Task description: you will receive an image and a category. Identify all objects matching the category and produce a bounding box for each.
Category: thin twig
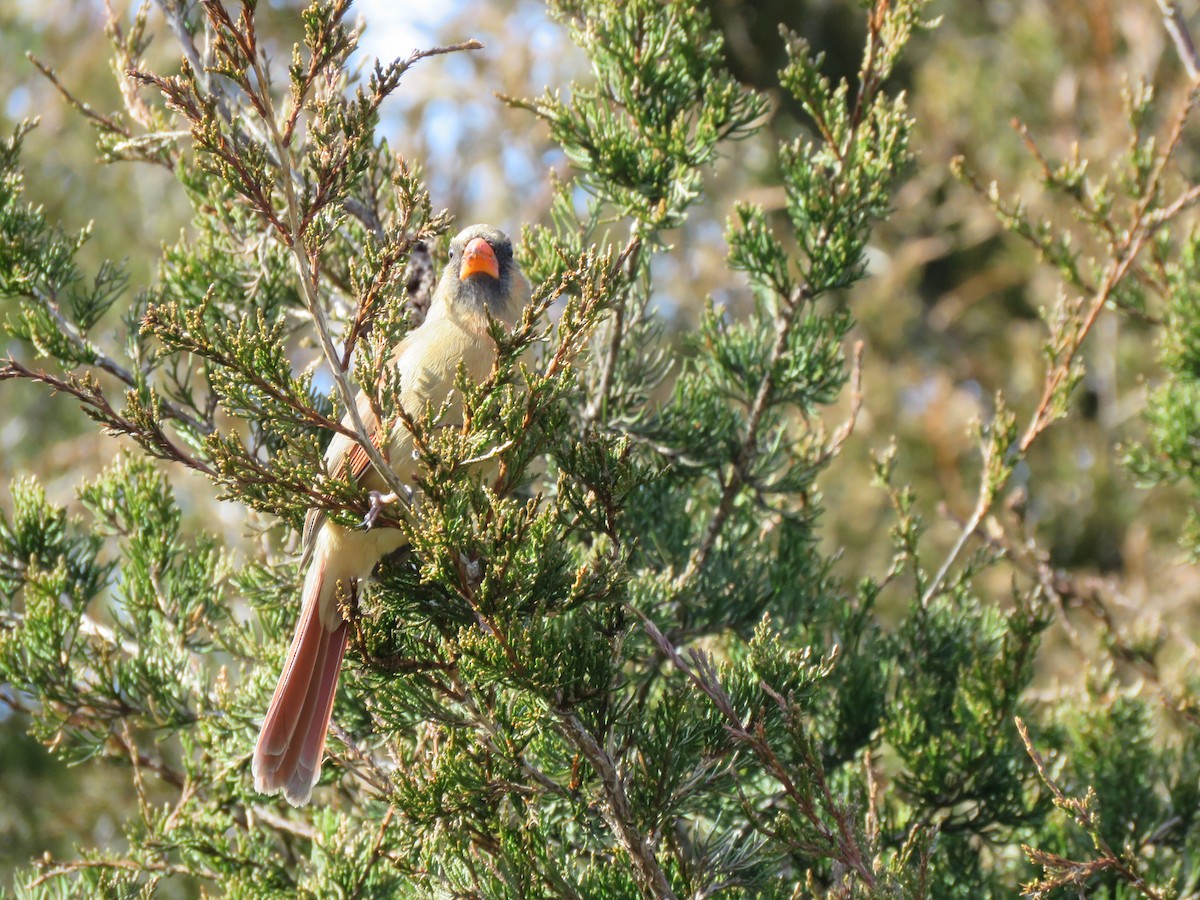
[25,286,212,436]
[245,44,418,519]
[1016,717,1166,900]
[583,228,646,428]
[26,52,135,140]
[245,37,482,520]
[553,705,678,900]
[924,89,1200,603]
[453,680,573,800]
[348,807,395,899]
[815,339,865,465]
[329,720,396,796]
[638,611,877,889]
[154,0,206,90]
[676,283,810,587]
[0,358,216,476]
[250,805,319,842]
[1158,0,1200,81]
[29,857,201,889]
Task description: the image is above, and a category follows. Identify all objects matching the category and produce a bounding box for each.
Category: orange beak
[459,237,500,281]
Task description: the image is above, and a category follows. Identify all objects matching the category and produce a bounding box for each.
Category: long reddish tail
[253,550,349,806]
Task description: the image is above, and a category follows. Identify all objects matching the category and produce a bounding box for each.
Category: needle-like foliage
[5,1,1200,897]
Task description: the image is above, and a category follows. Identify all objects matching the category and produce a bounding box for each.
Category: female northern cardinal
[252,224,530,806]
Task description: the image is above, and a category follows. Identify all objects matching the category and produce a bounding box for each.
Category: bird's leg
[364,491,402,529]
[363,491,396,529]
[360,482,417,532]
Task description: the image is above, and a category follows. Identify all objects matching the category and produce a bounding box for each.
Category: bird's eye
[448,247,457,259]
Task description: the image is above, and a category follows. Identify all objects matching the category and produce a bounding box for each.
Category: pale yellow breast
[369,314,496,490]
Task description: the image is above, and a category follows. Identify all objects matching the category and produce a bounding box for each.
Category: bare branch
[1158,1,1200,81]
[553,705,678,900]
[676,282,811,587]
[0,358,215,476]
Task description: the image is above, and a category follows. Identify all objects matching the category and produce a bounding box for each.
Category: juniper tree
[4,0,1200,897]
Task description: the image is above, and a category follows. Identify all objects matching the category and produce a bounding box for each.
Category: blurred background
[3,0,1197,885]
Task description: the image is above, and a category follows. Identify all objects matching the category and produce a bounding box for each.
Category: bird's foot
[363,491,397,530]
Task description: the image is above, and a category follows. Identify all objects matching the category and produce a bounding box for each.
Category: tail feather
[272,621,348,803]
[253,550,351,806]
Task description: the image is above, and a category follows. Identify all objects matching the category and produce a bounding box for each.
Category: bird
[252,224,530,806]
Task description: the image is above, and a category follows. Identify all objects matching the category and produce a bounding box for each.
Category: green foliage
[0,456,227,757]
[519,0,766,229]
[4,0,1200,897]
[1129,231,1200,558]
[0,122,127,367]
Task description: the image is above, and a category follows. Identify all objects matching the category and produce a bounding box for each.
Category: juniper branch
[676,282,811,587]
[1157,0,1200,81]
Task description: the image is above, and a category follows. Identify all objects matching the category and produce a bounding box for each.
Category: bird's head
[435,224,530,327]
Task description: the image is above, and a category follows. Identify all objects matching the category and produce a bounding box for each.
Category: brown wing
[327,389,384,484]
[300,388,387,568]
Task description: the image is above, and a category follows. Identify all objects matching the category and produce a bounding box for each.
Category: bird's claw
[363,491,397,530]
[362,485,417,529]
